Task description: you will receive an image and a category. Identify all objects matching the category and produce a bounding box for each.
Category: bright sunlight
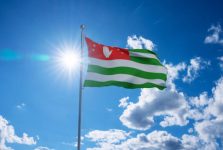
[53,42,81,82]
[57,50,80,72]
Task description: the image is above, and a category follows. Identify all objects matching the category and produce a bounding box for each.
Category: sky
[0,0,223,150]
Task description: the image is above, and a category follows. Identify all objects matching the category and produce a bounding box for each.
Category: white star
[93,44,96,47]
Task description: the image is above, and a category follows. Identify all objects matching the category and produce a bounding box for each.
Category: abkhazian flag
[84,37,167,90]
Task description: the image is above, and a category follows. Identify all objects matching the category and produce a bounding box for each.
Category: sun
[53,43,81,81]
[58,50,80,72]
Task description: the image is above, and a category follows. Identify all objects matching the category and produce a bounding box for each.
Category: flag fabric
[84,37,167,90]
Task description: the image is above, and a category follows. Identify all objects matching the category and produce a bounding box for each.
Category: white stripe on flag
[85,72,166,85]
[130,52,158,59]
[88,58,167,74]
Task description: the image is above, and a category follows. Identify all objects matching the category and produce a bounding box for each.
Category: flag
[84,37,167,90]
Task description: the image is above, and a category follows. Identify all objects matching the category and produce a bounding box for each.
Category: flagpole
[77,24,84,150]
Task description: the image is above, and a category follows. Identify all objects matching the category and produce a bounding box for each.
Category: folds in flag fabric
[84,37,167,90]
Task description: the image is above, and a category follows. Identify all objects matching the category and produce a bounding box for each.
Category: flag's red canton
[85,37,130,60]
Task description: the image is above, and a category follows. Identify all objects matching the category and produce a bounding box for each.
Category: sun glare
[58,50,80,71]
[53,43,81,81]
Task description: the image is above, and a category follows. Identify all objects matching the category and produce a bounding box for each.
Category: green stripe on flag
[87,65,167,81]
[130,56,162,66]
[129,49,157,55]
[84,80,166,90]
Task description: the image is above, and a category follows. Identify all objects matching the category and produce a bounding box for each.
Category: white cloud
[34,146,55,150]
[183,57,210,83]
[188,108,205,121]
[164,62,186,90]
[205,77,223,119]
[16,103,26,110]
[181,134,201,150]
[127,35,155,50]
[86,130,181,150]
[189,92,209,108]
[194,119,222,150]
[0,115,36,150]
[164,62,186,81]
[217,56,223,70]
[118,97,129,108]
[187,76,223,149]
[86,130,208,150]
[120,88,189,130]
[187,92,210,122]
[85,129,131,145]
[217,56,223,61]
[204,24,223,45]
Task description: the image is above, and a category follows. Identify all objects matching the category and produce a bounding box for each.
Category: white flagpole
[77,24,85,150]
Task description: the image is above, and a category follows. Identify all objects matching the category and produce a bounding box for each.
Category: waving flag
[84,37,167,90]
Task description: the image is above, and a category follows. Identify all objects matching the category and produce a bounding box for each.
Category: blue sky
[1,0,223,150]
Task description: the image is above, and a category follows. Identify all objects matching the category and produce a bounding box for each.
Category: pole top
[80,24,85,30]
